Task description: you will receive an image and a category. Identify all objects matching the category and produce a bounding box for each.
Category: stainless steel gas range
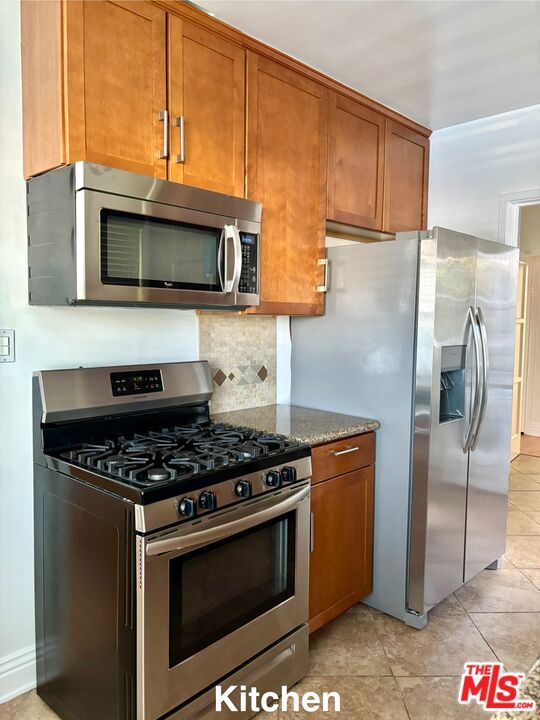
[32,361,311,720]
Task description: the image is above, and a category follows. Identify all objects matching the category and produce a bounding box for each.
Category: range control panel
[238,233,258,295]
[110,369,163,397]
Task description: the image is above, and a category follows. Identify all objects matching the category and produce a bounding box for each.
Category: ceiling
[200,0,540,130]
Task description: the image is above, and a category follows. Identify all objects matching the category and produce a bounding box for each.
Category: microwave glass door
[168,512,296,668]
[100,209,221,291]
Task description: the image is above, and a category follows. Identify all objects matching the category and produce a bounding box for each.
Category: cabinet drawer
[311,432,375,484]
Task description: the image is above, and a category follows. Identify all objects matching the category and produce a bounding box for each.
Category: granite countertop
[211,404,380,446]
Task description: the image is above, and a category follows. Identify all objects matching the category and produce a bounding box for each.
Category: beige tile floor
[2,457,540,720]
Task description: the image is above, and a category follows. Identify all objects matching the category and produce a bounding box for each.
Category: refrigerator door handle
[471,306,489,451]
[464,306,483,453]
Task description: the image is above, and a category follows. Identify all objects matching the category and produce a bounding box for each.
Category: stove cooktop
[57,422,307,494]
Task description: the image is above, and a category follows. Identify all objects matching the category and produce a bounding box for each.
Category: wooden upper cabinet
[168,18,245,196]
[246,52,328,316]
[383,120,429,233]
[22,0,167,179]
[327,93,385,230]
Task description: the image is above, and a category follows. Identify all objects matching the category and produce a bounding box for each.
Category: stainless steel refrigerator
[291,228,519,627]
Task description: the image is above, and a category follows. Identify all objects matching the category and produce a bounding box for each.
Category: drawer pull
[330,445,360,457]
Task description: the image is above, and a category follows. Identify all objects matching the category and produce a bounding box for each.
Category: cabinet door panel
[327,94,385,230]
[247,52,327,316]
[65,0,167,178]
[169,18,245,195]
[383,120,429,233]
[309,466,374,632]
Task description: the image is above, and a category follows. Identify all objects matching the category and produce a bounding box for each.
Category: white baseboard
[524,423,540,437]
[0,645,36,704]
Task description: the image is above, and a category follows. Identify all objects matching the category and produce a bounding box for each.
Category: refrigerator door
[291,237,419,620]
[408,228,478,614]
[464,239,519,581]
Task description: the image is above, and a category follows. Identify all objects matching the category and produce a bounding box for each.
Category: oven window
[100,209,221,291]
[169,512,296,667]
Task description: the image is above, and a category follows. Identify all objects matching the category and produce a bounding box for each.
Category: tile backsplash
[198,315,277,413]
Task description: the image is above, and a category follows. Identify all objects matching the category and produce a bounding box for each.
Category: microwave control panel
[110,369,163,397]
[238,233,258,294]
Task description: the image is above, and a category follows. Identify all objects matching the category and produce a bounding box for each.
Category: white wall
[0,2,199,702]
[428,104,540,240]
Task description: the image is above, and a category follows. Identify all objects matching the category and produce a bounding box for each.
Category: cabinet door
[65,0,167,178]
[247,52,328,316]
[168,18,245,196]
[327,93,385,230]
[309,466,374,633]
[382,120,429,233]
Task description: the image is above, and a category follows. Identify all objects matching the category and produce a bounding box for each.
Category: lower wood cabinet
[309,434,375,633]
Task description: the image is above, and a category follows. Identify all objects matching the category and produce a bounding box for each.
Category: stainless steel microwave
[27,162,261,309]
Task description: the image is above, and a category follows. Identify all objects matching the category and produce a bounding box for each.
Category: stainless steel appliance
[291,228,519,627]
[33,361,310,720]
[27,163,261,309]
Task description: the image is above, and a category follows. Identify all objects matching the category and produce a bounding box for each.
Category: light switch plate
[0,329,15,362]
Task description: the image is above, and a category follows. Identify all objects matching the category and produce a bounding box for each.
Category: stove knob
[199,490,217,512]
[265,470,282,488]
[178,497,197,518]
[235,479,252,498]
[281,466,297,484]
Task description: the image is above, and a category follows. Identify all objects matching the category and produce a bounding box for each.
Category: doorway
[511,203,540,458]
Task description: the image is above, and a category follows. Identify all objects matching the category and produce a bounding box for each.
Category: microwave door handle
[217,229,225,291]
[231,225,242,293]
[222,225,241,293]
[145,484,310,557]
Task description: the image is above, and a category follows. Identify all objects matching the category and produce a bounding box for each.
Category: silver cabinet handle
[158,110,169,159]
[464,306,482,453]
[174,116,185,163]
[146,485,310,557]
[310,512,314,552]
[331,445,359,457]
[471,306,489,450]
[317,258,329,293]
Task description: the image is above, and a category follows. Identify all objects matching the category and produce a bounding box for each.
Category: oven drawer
[166,626,309,720]
[311,432,375,485]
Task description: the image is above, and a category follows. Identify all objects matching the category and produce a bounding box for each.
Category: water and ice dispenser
[439,345,466,423]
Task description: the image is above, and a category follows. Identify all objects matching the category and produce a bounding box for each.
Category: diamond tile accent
[212,368,226,387]
[199,315,277,412]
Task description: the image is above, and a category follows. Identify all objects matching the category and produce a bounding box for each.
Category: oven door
[76,189,260,308]
[137,482,310,720]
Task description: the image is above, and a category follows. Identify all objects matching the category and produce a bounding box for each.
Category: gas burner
[146,467,171,482]
[59,420,304,489]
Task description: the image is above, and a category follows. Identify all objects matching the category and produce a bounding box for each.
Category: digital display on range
[110,369,163,397]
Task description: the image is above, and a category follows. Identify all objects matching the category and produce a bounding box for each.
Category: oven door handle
[145,485,310,557]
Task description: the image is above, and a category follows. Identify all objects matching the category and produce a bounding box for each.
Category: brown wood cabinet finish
[66,0,166,179]
[309,465,374,633]
[168,18,245,195]
[383,120,430,233]
[327,93,385,230]
[246,52,328,316]
[311,432,375,485]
